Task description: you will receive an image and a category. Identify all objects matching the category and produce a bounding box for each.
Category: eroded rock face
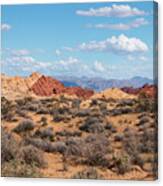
[30,75,94,98]
[64,87,94,99]
[1,72,41,100]
[121,84,157,98]
[30,75,65,96]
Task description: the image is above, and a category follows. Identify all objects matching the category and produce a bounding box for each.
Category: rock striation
[30,75,94,99]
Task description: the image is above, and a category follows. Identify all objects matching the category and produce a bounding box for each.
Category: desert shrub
[56,130,81,137]
[110,109,123,116]
[1,97,14,120]
[3,112,16,122]
[79,117,104,133]
[83,135,110,166]
[138,113,148,119]
[52,142,67,153]
[114,134,124,142]
[1,160,40,178]
[1,129,42,178]
[75,109,90,117]
[130,153,145,167]
[123,128,139,155]
[34,127,54,141]
[138,129,157,153]
[65,137,85,156]
[136,93,157,113]
[13,119,35,133]
[138,116,150,125]
[117,99,135,107]
[112,153,131,174]
[72,99,81,109]
[111,108,133,116]
[58,107,70,115]
[19,145,47,168]
[105,122,113,130]
[53,115,63,122]
[24,138,67,153]
[25,103,39,112]
[90,99,98,107]
[24,138,54,152]
[105,122,117,133]
[1,129,19,163]
[36,107,49,114]
[64,134,111,168]
[89,109,103,117]
[72,167,103,179]
[15,97,33,107]
[16,109,27,117]
[121,108,133,114]
[40,116,48,126]
[122,128,149,168]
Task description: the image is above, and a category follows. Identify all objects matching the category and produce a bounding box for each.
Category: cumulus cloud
[76,4,146,17]
[6,56,35,63]
[59,57,79,66]
[127,55,148,62]
[90,18,148,30]
[94,61,105,72]
[62,46,75,52]
[1,23,11,31]
[78,34,148,54]
[11,49,30,56]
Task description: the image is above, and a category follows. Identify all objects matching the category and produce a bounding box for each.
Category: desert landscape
[1,1,158,180]
[1,72,158,180]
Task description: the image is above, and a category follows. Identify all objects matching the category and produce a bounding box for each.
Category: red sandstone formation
[64,87,94,99]
[30,75,94,99]
[121,84,157,98]
[31,75,65,96]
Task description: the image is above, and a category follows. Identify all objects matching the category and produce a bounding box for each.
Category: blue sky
[1,1,156,79]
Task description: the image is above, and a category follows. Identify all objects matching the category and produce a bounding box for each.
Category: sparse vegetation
[1,87,157,179]
[79,117,105,133]
[72,167,103,179]
[13,119,35,133]
[19,145,47,168]
[1,129,44,177]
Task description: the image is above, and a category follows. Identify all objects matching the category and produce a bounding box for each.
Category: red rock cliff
[30,75,94,98]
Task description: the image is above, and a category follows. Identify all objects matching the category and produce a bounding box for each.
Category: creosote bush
[1,129,43,177]
[112,153,131,174]
[72,167,103,179]
[1,128,19,163]
[13,119,35,133]
[20,145,47,168]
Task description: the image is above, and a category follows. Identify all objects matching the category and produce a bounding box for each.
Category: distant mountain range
[57,76,153,92]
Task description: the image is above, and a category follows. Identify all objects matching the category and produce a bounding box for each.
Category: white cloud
[79,34,148,54]
[90,18,148,30]
[5,56,35,64]
[76,4,146,17]
[94,61,105,72]
[55,49,61,56]
[11,49,30,56]
[62,46,75,52]
[1,23,11,31]
[127,55,148,62]
[56,57,80,71]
